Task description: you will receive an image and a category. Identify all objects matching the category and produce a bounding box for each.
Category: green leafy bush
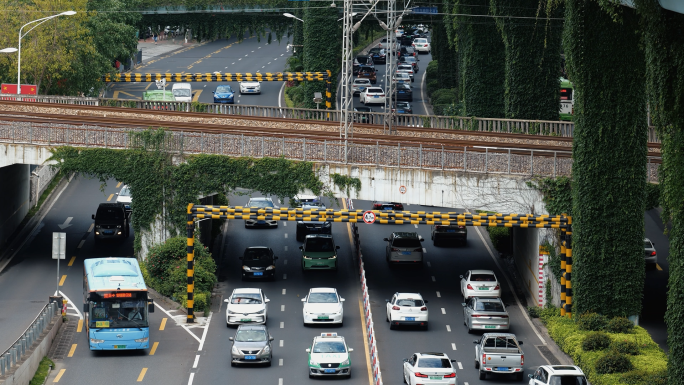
[644,183,660,211]
[175,291,211,314]
[610,340,640,355]
[582,332,611,351]
[426,60,438,80]
[487,226,510,252]
[146,237,188,279]
[594,351,633,374]
[606,317,634,334]
[578,312,609,331]
[431,88,458,106]
[619,370,667,385]
[426,80,439,98]
[527,306,541,318]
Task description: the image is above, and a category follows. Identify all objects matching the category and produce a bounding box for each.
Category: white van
[171,83,192,102]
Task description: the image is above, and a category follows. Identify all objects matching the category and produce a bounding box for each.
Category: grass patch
[284,88,295,108]
[29,356,54,385]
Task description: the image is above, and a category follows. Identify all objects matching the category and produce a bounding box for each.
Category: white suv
[386,292,429,330]
[528,365,588,385]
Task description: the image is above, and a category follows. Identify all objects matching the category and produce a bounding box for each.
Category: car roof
[396,292,423,299]
[313,335,346,343]
[474,297,503,303]
[354,78,370,83]
[310,287,337,293]
[248,197,272,201]
[392,232,420,238]
[305,234,333,239]
[416,352,447,358]
[355,107,372,111]
[543,365,584,374]
[366,87,384,92]
[233,288,261,294]
[237,324,267,331]
[644,238,652,243]
[245,246,270,251]
[470,269,496,275]
[98,202,125,209]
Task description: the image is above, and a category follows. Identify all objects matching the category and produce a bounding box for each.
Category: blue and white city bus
[83,257,154,350]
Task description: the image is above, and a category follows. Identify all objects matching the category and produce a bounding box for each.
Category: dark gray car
[229,325,274,366]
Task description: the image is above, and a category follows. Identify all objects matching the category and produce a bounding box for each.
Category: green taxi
[300,234,340,271]
[306,333,353,378]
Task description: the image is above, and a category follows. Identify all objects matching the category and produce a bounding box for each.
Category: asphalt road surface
[105,33,293,107]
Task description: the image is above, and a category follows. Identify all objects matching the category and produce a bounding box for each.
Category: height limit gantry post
[186,203,195,323]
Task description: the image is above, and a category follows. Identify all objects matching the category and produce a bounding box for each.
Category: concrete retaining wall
[511,227,540,303]
[0,164,30,248]
[0,314,61,385]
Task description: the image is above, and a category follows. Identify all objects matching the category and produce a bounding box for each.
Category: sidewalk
[134,36,200,67]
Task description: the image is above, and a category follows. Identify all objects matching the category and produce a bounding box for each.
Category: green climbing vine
[331,173,361,198]
[301,4,340,109]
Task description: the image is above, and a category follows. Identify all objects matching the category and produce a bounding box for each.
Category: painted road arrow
[58,217,73,230]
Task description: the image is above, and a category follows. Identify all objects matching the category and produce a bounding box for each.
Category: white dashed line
[252,50,255,52]
[431,276,436,282]
[77,240,85,249]
[284,259,288,265]
[441,308,446,314]
[446,325,451,332]
[193,355,200,368]
[278,379,283,385]
[427,261,431,267]
[465,382,469,385]
[281,305,285,311]
[284,233,288,239]
[283,222,287,226]
[423,248,427,253]
[283,274,287,280]
[188,373,195,385]
[239,58,242,61]
[451,343,457,350]
[436,291,441,297]
[262,66,265,68]
[232,62,235,65]
[279,358,283,366]
[280,322,284,328]
[259,47,262,49]
[284,246,288,252]
[274,58,278,60]
[281,54,284,56]
[280,340,284,347]
[282,289,286,295]
[457,362,463,370]
[414,224,418,228]
[268,62,272,64]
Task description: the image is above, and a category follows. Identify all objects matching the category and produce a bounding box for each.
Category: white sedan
[460,270,501,300]
[386,292,428,330]
[360,87,386,105]
[352,78,372,95]
[239,81,261,94]
[302,288,345,326]
[412,38,431,53]
[224,288,270,326]
[403,352,457,385]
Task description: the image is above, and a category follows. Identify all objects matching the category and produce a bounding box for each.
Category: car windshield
[119,186,131,197]
[231,293,262,304]
[216,86,232,93]
[644,241,652,248]
[173,88,191,97]
[305,238,334,252]
[397,299,423,307]
[244,249,271,260]
[415,39,427,43]
[417,358,452,368]
[367,88,383,93]
[313,341,346,353]
[357,57,369,64]
[392,238,421,248]
[308,293,338,303]
[355,80,370,84]
[397,84,411,91]
[470,274,496,282]
[235,330,267,342]
[247,199,273,208]
[97,207,122,220]
[475,302,504,312]
[397,103,410,108]
[403,57,416,63]
[550,376,588,385]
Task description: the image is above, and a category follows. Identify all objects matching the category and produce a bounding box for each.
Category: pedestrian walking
[154,33,157,44]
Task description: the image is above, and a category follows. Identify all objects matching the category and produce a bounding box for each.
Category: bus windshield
[88,292,149,328]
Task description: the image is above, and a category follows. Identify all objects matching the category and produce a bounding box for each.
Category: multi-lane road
[104,33,434,116]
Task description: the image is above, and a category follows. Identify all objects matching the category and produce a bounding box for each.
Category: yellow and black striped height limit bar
[184,203,572,322]
[560,215,573,318]
[103,70,334,109]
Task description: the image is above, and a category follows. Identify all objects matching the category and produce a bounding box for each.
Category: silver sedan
[462,297,509,333]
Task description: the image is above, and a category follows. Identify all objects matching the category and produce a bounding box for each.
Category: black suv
[240,246,278,280]
[92,202,130,242]
[368,48,387,64]
[394,83,413,101]
[353,55,375,75]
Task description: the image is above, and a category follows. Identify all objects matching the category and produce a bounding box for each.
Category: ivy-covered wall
[301,4,341,109]
[633,1,684,382]
[490,0,563,120]
[431,3,458,91]
[450,0,505,118]
[565,0,647,318]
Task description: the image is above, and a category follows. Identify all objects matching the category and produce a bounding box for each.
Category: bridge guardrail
[0,94,660,143]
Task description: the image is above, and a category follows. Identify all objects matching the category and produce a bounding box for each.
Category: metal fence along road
[0,94,661,143]
[0,120,661,182]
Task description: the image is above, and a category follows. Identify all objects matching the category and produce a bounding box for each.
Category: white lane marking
[423,248,427,253]
[465,383,469,385]
[252,50,255,52]
[225,66,228,69]
[283,222,287,226]
[427,261,431,267]
[198,311,213,351]
[152,300,200,343]
[279,379,283,385]
[278,81,286,108]
[284,259,288,265]
[280,340,284,347]
[451,343,457,350]
[284,245,289,251]
[245,54,248,57]
[474,226,547,345]
[232,62,235,65]
[193,355,200,368]
[441,308,446,314]
[262,66,265,68]
[281,54,284,56]
[281,305,285,311]
[188,373,195,385]
[284,233,288,239]
[421,63,429,115]
[282,289,286,295]
[77,240,85,249]
[268,62,272,64]
[55,290,83,320]
[431,276,436,282]
[274,58,278,60]
[280,321,284,328]
[446,325,451,332]
[436,291,441,297]
[239,58,242,61]
[283,274,287,280]
[279,358,283,366]
[457,362,463,370]
[414,224,418,228]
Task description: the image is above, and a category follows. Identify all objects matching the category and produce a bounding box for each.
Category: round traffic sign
[399,185,407,194]
[363,210,376,224]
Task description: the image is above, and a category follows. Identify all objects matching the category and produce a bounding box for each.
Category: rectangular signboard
[52,232,66,260]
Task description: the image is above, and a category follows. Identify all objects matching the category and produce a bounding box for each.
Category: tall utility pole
[340,0,355,158]
[383,0,399,135]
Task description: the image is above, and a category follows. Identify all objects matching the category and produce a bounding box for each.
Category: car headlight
[116,225,122,228]
[228,310,238,314]
[135,337,149,343]
[262,345,271,354]
[310,359,318,366]
[90,338,105,343]
[232,346,240,355]
[341,358,350,366]
[254,309,265,314]
[95,225,101,229]
[266,265,275,270]
[303,256,311,259]
[242,266,251,271]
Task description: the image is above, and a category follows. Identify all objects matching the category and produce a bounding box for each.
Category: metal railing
[0,120,660,182]
[0,94,661,143]
[0,302,58,377]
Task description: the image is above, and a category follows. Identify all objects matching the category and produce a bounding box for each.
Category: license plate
[114,345,126,349]
[374,95,379,98]
[485,325,497,329]
[405,317,415,321]
[317,316,329,319]
[248,90,255,92]
[324,369,336,373]
[398,110,404,113]
[399,91,405,93]
[103,230,114,234]
[240,318,251,322]
[446,229,456,233]
[430,376,442,380]
[479,287,489,290]
[245,355,257,360]
[253,272,263,276]
[401,251,412,255]
[497,367,509,371]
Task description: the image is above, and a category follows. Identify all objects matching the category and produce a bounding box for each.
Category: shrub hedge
[582,332,612,351]
[541,312,667,385]
[578,312,609,331]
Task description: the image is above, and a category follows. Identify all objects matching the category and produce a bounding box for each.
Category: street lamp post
[16,11,76,95]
